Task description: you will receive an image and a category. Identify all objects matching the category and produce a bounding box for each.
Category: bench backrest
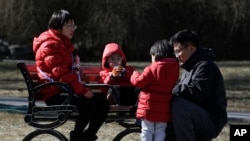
[81,66,102,83]
[17,63,39,100]
[18,62,133,107]
[18,63,105,96]
[23,64,103,84]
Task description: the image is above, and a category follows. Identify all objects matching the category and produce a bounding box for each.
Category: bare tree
[1,0,250,60]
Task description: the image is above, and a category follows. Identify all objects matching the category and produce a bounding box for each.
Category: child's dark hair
[48,9,74,30]
[150,39,175,61]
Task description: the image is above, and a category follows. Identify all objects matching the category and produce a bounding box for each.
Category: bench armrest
[33,81,74,105]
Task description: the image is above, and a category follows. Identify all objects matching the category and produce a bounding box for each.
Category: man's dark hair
[48,9,74,30]
[170,29,200,48]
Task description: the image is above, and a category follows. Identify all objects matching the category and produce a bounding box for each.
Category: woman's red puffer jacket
[33,29,88,100]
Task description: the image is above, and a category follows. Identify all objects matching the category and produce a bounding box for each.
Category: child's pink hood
[101,43,127,69]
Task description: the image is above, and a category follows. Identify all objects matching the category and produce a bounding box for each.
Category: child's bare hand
[132,70,140,76]
[111,65,126,78]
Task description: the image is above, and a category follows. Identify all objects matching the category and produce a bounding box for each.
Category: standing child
[130,39,179,141]
[99,42,138,106]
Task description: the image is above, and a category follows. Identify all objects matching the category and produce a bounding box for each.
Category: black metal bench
[17,62,140,141]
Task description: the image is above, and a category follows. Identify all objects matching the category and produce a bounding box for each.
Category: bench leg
[23,129,68,141]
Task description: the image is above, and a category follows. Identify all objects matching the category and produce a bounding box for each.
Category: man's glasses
[174,45,189,55]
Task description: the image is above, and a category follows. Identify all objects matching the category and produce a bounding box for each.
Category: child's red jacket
[130,58,179,122]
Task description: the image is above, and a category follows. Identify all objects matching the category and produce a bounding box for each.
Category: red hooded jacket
[130,58,179,122]
[99,43,135,87]
[33,29,88,100]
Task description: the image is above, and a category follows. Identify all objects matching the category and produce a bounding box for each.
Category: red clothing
[99,43,134,87]
[33,29,88,100]
[130,58,179,122]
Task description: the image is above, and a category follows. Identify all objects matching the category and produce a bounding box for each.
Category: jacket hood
[33,29,73,53]
[182,48,216,71]
[101,43,127,69]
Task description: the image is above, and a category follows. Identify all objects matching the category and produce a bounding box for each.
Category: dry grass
[0,111,137,141]
[0,60,250,141]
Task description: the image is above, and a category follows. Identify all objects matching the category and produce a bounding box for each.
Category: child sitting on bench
[99,42,138,107]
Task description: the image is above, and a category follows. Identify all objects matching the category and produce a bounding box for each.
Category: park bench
[17,62,140,141]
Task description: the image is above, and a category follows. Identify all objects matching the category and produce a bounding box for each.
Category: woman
[33,9,109,141]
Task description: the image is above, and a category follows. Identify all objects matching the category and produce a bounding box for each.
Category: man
[169,29,227,141]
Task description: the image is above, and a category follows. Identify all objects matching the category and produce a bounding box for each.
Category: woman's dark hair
[170,29,199,48]
[150,39,175,61]
[48,9,74,30]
